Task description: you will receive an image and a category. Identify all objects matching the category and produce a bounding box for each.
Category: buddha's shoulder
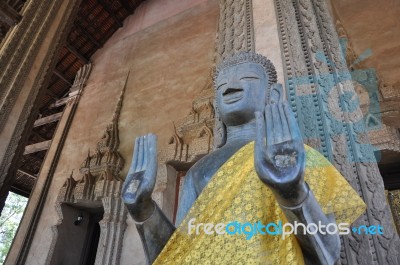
[187,146,239,178]
[188,150,225,175]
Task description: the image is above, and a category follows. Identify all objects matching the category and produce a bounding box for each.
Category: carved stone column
[96,196,127,265]
[216,0,254,64]
[274,0,399,264]
[5,64,92,265]
[0,0,82,214]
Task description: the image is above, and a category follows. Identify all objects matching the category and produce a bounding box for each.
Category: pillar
[0,0,82,214]
[274,0,399,264]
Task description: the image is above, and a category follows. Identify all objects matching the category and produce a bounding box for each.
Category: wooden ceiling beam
[17,169,37,180]
[74,21,102,48]
[0,1,21,27]
[48,97,69,109]
[54,69,73,86]
[33,112,62,127]
[66,43,89,64]
[97,0,123,27]
[24,140,51,155]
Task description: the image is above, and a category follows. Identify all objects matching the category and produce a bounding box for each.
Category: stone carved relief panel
[274,0,400,264]
[216,0,254,63]
[51,80,128,265]
[155,81,215,214]
[159,85,215,166]
[368,125,400,153]
[388,190,400,234]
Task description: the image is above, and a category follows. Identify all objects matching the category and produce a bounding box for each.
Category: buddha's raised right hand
[122,134,157,222]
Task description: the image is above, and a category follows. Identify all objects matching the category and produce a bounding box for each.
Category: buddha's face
[216,63,268,126]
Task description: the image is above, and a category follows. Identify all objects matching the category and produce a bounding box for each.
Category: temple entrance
[49,205,103,265]
[79,212,102,265]
[163,164,190,224]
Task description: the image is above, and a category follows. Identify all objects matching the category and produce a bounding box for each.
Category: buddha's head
[214,52,277,147]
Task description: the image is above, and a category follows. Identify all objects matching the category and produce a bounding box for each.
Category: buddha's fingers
[137,136,145,172]
[283,102,302,141]
[279,103,290,143]
[142,135,148,172]
[145,134,158,192]
[131,137,140,172]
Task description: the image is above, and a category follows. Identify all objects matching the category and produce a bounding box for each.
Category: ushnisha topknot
[215,51,277,86]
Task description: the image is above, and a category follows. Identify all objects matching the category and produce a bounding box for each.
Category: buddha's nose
[226,79,241,89]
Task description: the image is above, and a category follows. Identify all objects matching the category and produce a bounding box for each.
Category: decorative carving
[387,190,400,234]
[0,0,64,131]
[54,75,129,265]
[216,0,254,64]
[379,81,400,100]
[73,170,96,203]
[335,20,358,70]
[159,82,215,165]
[274,0,400,264]
[368,124,400,152]
[56,172,76,204]
[70,63,92,92]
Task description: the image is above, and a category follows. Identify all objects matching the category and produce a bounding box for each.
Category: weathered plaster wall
[24,1,219,264]
[329,0,400,85]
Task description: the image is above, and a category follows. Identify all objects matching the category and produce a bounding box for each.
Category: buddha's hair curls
[214,52,277,86]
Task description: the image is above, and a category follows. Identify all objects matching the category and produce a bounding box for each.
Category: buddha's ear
[269,83,285,104]
[265,84,271,104]
[213,101,226,149]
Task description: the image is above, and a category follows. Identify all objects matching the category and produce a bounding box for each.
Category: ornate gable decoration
[58,78,127,206]
[55,75,129,265]
[159,77,215,166]
[78,87,125,179]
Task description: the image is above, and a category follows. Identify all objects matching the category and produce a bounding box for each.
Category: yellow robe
[154,142,366,265]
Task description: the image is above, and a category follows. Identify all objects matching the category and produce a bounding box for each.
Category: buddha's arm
[131,201,175,264]
[175,171,197,226]
[130,171,197,264]
[279,184,340,265]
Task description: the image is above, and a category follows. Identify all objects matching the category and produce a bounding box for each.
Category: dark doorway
[49,205,103,265]
[79,213,102,265]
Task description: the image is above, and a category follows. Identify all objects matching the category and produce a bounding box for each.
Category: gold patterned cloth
[154,142,366,265]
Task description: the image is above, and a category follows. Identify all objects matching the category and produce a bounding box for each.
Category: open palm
[254,85,306,206]
[122,134,157,221]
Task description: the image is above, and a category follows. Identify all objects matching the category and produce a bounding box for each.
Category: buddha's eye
[240,76,259,81]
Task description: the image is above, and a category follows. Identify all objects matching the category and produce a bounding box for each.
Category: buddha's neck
[226,119,257,144]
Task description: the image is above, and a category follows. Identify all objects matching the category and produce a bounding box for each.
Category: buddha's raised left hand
[254,84,308,207]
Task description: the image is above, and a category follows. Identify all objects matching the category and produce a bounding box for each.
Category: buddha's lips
[223,88,244,103]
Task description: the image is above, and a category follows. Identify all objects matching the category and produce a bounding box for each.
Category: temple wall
[22,1,219,264]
